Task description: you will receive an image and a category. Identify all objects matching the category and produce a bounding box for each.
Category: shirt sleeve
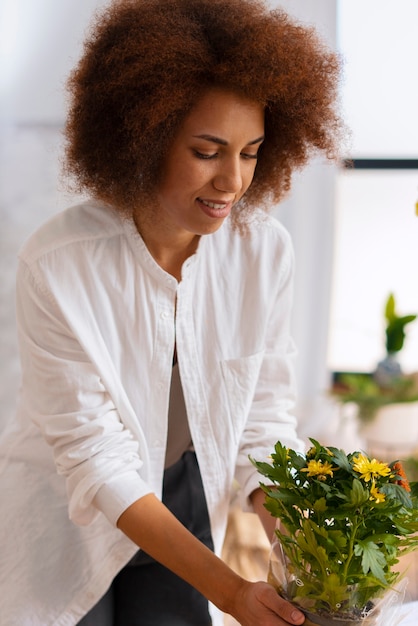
[234,229,305,511]
[15,260,152,527]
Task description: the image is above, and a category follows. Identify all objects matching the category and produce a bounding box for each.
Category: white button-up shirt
[0,200,303,625]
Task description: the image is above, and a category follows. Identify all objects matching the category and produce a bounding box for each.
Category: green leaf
[249,459,283,483]
[315,572,350,611]
[292,453,308,471]
[369,533,398,547]
[264,488,300,504]
[308,437,322,450]
[264,498,288,521]
[355,540,388,585]
[381,483,413,508]
[385,297,417,352]
[401,314,417,325]
[349,478,369,507]
[327,530,347,550]
[295,521,332,568]
[330,448,352,472]
[385,293,396,322]
[313,497,327,513]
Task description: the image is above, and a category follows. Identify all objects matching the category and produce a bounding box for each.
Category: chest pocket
[220,351,264,438]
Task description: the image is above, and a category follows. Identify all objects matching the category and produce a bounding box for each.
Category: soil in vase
[301,606,378,626]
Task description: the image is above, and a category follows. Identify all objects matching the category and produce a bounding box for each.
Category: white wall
[0,0,109,124]
[338,0,418,158]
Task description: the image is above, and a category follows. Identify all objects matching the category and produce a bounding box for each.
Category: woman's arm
[15,260,151,526]
[117,493,304,626]
[250,487,277,542]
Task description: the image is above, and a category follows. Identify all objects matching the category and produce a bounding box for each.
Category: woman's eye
[193,150,217,160]
[193,149,258,160]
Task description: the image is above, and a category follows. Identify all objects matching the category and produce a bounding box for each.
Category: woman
[0,0,343,624]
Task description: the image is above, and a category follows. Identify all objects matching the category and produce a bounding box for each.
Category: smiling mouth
[197,197,232,220]
[199,199,229,210]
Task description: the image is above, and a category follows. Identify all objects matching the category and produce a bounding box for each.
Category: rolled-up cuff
[93,471,154,526]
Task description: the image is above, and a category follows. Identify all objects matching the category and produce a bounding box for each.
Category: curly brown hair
[64,0,343,224]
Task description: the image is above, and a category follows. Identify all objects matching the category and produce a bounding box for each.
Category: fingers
[256,583,305,624]
[230,580,305,626]
[275,595,305,624]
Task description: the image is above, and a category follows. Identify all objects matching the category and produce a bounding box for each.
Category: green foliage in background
[333,373,418,423]
[384,293,416,355]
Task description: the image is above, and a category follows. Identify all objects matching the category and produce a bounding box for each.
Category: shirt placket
[148,278,177,467]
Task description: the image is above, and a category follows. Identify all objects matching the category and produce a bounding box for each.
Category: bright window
[336,0,418,158]
[327,0,418,375]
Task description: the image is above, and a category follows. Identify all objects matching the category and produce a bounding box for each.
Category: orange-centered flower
[302,459,334,478]
[352,454,391,482]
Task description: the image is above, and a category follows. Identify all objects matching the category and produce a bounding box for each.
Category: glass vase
[267,538,407,626]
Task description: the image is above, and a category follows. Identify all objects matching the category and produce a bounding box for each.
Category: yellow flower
[306,447,317,459]
[306,446,333,459]
[302,459,334,478]
[352,454,391,482]
[370,481,386,503]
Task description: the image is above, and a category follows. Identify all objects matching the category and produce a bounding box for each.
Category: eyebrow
[192,134,265,146]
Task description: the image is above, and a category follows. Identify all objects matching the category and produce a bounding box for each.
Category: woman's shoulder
[216,212,293,257]
[249,211,292,245]
[19,199,124,264]
[203,212,294,287]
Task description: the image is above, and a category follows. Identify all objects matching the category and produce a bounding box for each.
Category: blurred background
[1,0,418,616]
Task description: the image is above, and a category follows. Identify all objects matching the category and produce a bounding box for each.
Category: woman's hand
[227,579,305,626]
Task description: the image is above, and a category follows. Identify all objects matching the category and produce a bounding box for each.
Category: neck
[133,213,200,281]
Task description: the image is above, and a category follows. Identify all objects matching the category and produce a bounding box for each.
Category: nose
[213,157,243,194]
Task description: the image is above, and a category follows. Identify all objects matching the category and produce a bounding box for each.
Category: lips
[200,199,228,210]
[197,197,232,219]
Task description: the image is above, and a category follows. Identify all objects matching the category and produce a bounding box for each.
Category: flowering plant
[251,439,418,624]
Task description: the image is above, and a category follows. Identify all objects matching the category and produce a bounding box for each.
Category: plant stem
[342,514,362,582]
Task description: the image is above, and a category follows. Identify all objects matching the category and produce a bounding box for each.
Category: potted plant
[331,295,418,457]
[251,438,418,626]
[374,293,416,387]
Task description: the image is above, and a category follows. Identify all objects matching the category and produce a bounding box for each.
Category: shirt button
[160,311,169,320]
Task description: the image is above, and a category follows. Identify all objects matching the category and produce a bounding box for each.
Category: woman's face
[155,88,265,240]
